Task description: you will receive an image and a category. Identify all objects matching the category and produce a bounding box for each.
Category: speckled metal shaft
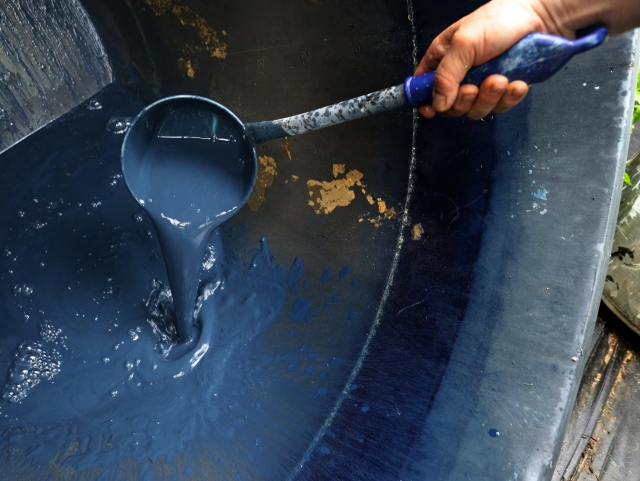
[246,84,406,144]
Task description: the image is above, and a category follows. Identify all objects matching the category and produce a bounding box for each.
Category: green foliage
[625,171,633,186]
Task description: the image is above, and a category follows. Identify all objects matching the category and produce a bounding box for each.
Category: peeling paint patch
[377,198,387,214]
[307,174,359,214]
[247,155,276,211]
[291,175,299,182]
[411,223,424,240]
[533,189,548,201]
[332,164,345,178]
[366,194,375,205]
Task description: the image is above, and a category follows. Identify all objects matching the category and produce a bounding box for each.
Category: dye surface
[123,103,254,347]
[0,85,384,480]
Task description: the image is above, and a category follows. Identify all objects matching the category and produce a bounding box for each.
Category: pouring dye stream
[0,28,606,478]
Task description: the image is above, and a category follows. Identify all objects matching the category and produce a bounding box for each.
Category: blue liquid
[130,106,254,346]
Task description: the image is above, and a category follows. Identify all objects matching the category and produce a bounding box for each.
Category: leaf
[625,172,633,186]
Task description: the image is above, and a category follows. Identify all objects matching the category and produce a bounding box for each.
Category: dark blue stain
[319,371,327,379]
[302,453,311,462]
[306,308,316,321]
[286,256,304,293]
[329,357,342,366]
[287,362,298,372]
[302,280,309,288]
[307,352,318,361]
[320,269,331,282]
[317,387,328,396]
[319,445,331,454]
[488,428,500,438]
[290,297,311,322]
[184,466,193,476]
[338,266,350,279]
[305,366,315,374]
[348,311,358,320]
[361,405,370,413]
[351,279,357,286]
[332,295,339,303]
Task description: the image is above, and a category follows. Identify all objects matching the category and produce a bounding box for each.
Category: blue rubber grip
[403,26,608,107]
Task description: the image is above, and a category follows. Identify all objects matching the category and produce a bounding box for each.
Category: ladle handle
[405,26,607,107]
[246,26,607,145]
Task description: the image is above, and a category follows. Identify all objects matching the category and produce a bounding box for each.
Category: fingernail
[461,94,476,105]
[432,93,446,111]
[490,85,506,95]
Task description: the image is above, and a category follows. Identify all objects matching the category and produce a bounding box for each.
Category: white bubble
[88,99,102,110]
[129,329,139,341]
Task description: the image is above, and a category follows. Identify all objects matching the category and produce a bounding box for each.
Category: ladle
[121,27,607,347]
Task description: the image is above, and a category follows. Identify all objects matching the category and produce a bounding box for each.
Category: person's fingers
[417,104,436,119]
[492,80,529,114]
[465,75,509,120]
[414,21,461,76]
[430,28,479,112]
[439,84,479,118]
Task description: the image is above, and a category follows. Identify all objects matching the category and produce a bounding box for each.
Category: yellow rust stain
[282,140,293,160]
[247,155,276,211]
[412,223,424,240]
[141,0,172,15]
[604,332,619,365]
[177,58,196,78]
[307,178,356,214]
[306,166,396,226]
[368,208,397,227]
[142,0,228,59]
[172,6,227,58]
[345,169,363,188]
[610,350,634,397]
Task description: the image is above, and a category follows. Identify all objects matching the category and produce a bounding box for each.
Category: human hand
[415,0,566,120]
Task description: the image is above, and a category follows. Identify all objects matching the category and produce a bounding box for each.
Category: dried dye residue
[247,155,276,211]
[307,169,363,215]
[412,223,424,240]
